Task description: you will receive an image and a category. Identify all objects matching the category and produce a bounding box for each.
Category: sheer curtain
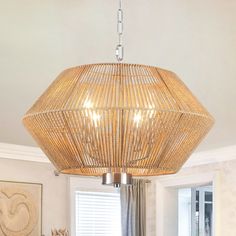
[120,179,146,236]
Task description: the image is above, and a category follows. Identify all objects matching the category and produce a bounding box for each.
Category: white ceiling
[0,0,236,151]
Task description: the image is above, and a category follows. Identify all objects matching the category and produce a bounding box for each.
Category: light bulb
[83,99,93,108]
[148,105,155,118]
[83,99,93,117]
[134,113,142,127]
[92,112,101,127]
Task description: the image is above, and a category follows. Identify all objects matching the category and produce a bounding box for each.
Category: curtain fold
[120,179,146,236]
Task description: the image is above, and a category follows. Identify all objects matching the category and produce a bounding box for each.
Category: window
[75,191,122,236]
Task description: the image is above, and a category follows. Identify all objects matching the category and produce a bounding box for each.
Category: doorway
[178,185,213,236]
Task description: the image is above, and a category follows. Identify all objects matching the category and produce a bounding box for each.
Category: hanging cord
[116,0,124,62]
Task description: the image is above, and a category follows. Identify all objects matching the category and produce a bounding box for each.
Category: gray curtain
[120,179,146,236]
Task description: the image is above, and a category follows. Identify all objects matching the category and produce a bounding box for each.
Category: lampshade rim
[58,62,174,73]
[59,167,178,177]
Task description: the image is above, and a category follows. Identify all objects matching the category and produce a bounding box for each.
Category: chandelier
[23,0,214,187]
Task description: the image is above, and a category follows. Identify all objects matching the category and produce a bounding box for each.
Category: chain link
[116,0,124,62]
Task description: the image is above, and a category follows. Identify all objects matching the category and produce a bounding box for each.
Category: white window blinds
[75,191,122,236]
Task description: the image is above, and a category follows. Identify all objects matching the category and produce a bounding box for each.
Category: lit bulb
[149,108,155,118]
[92,112,101,127]
[147,104,155,118]
[83,100,93,108]
[92,112,100,121]
[134,113,142,127]
[83,99,93,117]
[83,99,101,126]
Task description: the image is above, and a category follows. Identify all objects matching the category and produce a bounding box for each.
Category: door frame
[155,170,221,236]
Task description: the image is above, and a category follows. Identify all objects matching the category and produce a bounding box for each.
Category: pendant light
[23,0,214,187]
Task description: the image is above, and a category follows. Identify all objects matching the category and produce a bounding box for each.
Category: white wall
[164,188,179,236]
[146,182,156,236]
[155,183,178,236]
[0,158,69,236]
[178,189,191,236]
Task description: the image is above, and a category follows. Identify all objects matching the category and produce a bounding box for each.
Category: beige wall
[0,158,69,236]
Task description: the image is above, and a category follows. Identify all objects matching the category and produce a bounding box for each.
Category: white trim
[0,142,49,163]
[0,142,236,168]
[183,145,236,168]
[155,171,216,188]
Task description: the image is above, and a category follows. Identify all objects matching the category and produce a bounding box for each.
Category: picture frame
[0,180,42,236]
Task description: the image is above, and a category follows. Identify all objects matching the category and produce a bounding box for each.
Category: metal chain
[116,0,124,62]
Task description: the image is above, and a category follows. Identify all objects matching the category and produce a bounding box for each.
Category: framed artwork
[0,180,42,236]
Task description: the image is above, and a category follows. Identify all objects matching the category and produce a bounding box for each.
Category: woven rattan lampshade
[23,63,214,176]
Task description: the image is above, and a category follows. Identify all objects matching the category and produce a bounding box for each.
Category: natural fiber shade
[23,63,214,176]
